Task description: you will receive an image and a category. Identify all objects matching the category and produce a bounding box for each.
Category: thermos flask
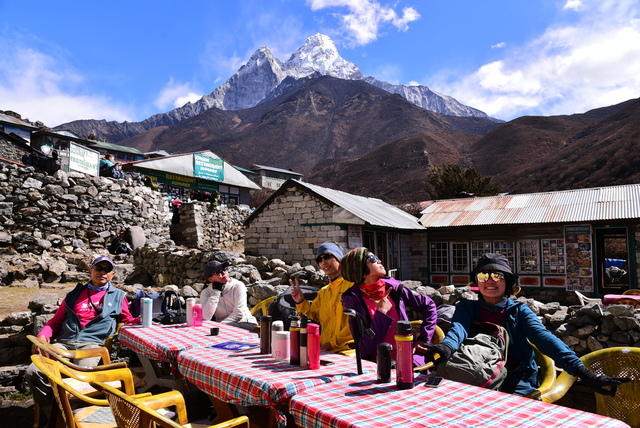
[271,320,284,355]
[273,330,290,362]
[377,342,392,383]
[306,323,321,370]
[289,315,300,365]
[395,320,414,389]
[260,315,272,354]
[185,298,196,326]
[191,303,203,327]
[142,297,153,327]
[299,314,308,367]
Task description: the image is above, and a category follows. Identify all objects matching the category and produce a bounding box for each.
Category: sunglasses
[366,253,379,264]
[93,264,114,273]
[316,254,334,264]
[215,268,228,275]
[476,271,505,283]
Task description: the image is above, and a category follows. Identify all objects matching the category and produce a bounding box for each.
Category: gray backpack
[436,321,509,390]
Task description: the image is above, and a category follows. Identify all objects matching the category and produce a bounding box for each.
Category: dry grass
[0,285,75,318]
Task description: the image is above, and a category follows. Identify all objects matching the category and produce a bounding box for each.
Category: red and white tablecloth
[118,321,257,362]
[177,346,376,426]
[289,373,631,428]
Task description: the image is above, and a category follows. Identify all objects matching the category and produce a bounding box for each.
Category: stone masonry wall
[244,186,348,265]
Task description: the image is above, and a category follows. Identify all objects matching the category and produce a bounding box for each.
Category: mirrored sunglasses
[93,264,113,273]
[366,253,379,264]
[476,271,505,283]
[316,254,334,264]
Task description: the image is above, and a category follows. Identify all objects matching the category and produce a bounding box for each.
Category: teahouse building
[244,179,426,277]
[418,184,640,298]
[249,164,303,190]
[124,150,260,205]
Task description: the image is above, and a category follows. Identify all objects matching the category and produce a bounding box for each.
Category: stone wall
[244,186,348,265]
[0,163,171,253]
[170,202,249,251]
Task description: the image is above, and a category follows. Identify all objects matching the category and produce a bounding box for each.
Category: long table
[118,321,258,390]
[289,373,630,428]
[177,345,377,428]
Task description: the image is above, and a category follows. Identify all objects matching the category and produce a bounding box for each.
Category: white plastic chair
[574,290,603,314]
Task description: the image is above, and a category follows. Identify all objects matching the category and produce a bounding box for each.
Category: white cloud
[154,77,203,110]
[306,0,420,46]
[491,42,506,49]
[435,0,640,119]
[0,44,132,127]
[563,0,583,11]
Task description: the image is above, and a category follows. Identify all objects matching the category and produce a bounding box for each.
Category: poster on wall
[347,226,362,249]
[564,225,593,292]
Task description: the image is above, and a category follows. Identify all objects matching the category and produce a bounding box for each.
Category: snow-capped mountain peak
[284,33,363,80]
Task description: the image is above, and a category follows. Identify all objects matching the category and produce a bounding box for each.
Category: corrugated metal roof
[419,183,640,228]
[250,164,303,176]
[0,112,38,129]
[296,180,424,230]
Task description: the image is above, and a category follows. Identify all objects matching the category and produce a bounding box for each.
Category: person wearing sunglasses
[200,260,257,332]
[421,253,630,396]
[290,241,354,352]
[26,255,138,419]
[340,247,438,365]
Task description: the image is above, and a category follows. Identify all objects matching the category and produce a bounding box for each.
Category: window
[541,239,564,274]
[450,242,469,272]
[430,242,448,273]
[517,240,540,273]
[471,241,492,268]
[493,241,515,269]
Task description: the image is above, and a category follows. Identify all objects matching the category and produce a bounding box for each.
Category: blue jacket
[341,277,437,363]
[55,282,125,344]
[441,298,584,395]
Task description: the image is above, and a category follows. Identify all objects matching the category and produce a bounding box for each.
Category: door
[595,227,630,295]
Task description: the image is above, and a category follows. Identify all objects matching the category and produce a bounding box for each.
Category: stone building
[243,179,426,280]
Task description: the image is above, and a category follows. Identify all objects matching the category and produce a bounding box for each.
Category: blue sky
[1,0,639,127]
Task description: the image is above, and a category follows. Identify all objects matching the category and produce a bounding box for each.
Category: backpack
[268,285,319,329]
[130,290,163,318]
[436,321,509,390]
[153,289,187,325]
[108,237,132,255]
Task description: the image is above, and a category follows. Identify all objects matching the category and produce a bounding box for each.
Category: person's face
[364,252,386,282]
[476,271,507,304]
[316,254,341,278]
[90,262,115,286]
[208,268,229,284]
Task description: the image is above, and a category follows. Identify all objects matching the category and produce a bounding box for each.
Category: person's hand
[289,278,304,304]
[370,288,392,314]
[415,343,452,369]
[31,335,48,354]
[212,282,224,292]
[576,366,632,396]
[321,342,333,351]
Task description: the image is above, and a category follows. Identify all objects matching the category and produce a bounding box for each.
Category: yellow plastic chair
[413,324,445,372]
[611,298,640,308]
[622,289,640,295]
[28,335,128,428]
[90,379,250,428]
[524,344,557,400]
[250,296,275,317]
[539,347,640,427]
[30,354,147,428]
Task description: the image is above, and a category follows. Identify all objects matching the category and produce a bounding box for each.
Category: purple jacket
[341,277,437,364]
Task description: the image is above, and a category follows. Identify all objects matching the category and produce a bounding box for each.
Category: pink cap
[306,323,319,334]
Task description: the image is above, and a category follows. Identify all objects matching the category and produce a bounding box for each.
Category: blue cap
[91,255,115,268]
[316,241,344,260]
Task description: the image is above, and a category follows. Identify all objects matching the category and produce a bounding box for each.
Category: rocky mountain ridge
[54,34,492,143]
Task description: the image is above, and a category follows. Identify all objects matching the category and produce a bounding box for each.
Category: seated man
[290,241,354,352]
[26,255,138,423]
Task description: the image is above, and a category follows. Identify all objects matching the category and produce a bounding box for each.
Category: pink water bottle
[306,323,320,370]
[191,303,203,327]
[395,320,414,389]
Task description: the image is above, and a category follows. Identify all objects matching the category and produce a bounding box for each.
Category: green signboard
[193,153,224,181]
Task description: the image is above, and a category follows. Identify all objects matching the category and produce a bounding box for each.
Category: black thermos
[377,342,392,383]
[260,315,272,354]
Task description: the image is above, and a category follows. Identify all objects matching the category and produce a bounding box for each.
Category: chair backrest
[27,335,127,372]
[622,289,640,295]
[250,296,275,317]
[31,354,78,428]
[90,380,250,428]
[582,347,640,427]
[611,297,640,308]
[531,343,557,396]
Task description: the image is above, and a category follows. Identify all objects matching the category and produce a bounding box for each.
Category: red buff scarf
[359,279,388,301]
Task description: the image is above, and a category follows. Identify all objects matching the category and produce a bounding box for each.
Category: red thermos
[289,315,300,365]
[395,320,414,389]
[306,322,320,370]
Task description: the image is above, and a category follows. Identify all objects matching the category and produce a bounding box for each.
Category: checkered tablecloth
[289,373,630,428]
[118,321,258,362]
[177,346,376,426]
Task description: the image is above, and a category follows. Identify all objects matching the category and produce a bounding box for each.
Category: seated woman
[421,252,630,396]
[341,247,437,366]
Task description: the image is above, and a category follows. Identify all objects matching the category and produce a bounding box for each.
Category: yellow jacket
[296,276,354,352]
